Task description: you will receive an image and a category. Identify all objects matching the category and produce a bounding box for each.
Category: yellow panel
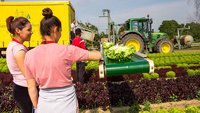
[0,1,75,48]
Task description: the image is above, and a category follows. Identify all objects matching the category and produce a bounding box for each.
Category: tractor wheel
[120,34,144,53]
[155,39,174,53]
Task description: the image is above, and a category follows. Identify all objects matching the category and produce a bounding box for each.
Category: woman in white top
[6,16,33,113]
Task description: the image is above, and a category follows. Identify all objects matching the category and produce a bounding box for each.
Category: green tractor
[118,15,174,53]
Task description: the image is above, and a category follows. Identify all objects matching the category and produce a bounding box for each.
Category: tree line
[159,20,200,42]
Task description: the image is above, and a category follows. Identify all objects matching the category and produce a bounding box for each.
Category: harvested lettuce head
[102,42,114,49]
[104,44,135,61]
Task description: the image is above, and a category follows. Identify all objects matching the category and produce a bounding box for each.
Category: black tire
[120,34,144,53]
[155,38,174,53]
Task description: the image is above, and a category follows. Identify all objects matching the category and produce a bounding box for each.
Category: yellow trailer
[0,1,75,56]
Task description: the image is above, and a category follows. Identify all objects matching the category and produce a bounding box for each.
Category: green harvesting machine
[99,46,154,78]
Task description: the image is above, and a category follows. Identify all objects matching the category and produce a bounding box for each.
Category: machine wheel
[155,38,174,53]
[120,34,144,53]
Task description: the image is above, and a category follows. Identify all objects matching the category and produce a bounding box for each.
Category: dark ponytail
[6,16,30,35]
[6,16,14,34]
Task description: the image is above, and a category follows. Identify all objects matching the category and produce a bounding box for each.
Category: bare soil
[175,49,200,52]
[174,47,200,52]
[149,99,200,111]
[81,100,200,113]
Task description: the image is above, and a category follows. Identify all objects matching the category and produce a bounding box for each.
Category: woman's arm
[15,50,38,107]
[27,79,38,108]
[14,50,26,76]
[88,51,102,60]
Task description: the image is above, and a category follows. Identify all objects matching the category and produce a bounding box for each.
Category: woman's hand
[27,79,38,108]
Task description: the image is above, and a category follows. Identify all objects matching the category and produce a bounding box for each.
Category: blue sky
[69,0,195,32]
[6,0,195,33]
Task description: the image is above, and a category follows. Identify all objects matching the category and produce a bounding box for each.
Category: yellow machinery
[0,1,75,55]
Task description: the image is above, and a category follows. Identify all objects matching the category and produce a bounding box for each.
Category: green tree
[85,22,98,32]
[187,22,200,42]
[77,21,98,32]
[159,20,180,39]
[93,32,107,49]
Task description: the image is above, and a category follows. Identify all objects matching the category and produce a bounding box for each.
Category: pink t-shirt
[6,41,28,87]
[24,43,89,89]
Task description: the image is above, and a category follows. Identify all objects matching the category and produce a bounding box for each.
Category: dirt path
[175,49,200,52]
[81,100,200,113]
[149,99,200,111]
[173,46,200,52]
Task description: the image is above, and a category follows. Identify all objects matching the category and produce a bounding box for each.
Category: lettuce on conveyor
[102,42,114,49]
[102,42,136,61]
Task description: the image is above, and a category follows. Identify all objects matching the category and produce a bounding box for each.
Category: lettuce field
[1,52,200,112]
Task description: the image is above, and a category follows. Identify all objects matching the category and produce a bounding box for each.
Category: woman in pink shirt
[24,8,101,113]
[6,16,33,113]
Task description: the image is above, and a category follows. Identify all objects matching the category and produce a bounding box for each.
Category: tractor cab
[123,17,153,42]
[129,18,149,33]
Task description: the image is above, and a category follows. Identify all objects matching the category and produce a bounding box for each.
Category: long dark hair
[40,8,61,36]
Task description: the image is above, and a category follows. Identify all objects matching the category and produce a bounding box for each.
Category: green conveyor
[99,52,154,78]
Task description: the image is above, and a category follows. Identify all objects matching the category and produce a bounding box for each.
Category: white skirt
[37,85,78,113]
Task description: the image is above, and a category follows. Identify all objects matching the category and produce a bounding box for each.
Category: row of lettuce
[148,52,200,67]
[143,68,200,79]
